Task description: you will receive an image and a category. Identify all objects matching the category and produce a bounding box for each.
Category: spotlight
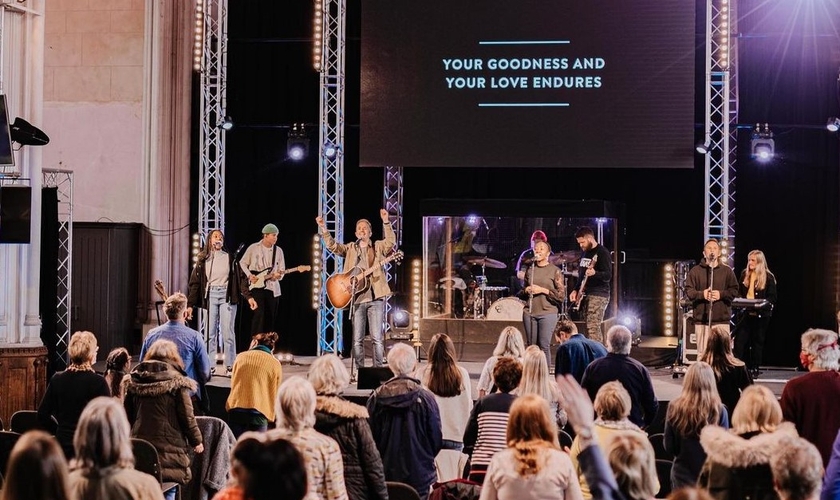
[10,117,49,146]
[324,142,338,159]
[389,308,413,340]
[287,123,309,161]
[827,117,840,133]
[219,116,234,131]
[750,123,774,162]
[695,141,709,154]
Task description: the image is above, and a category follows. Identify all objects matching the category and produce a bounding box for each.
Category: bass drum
[486,297,525,321]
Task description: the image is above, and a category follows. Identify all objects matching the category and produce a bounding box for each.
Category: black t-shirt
[576,244,612,298]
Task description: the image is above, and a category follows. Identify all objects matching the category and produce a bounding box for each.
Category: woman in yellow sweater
[226,332,283,437]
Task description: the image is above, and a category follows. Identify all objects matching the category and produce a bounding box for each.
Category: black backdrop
[190,0,840,365]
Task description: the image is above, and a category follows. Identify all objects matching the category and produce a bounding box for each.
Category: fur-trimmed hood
[700,422,798,468]
[122,360,197,397]
[316,394,369,419]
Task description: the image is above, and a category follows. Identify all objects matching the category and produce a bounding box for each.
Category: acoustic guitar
[154,279,168,301]
[325,250,404,309]
[248,265,312,290]
[571,254,598,312]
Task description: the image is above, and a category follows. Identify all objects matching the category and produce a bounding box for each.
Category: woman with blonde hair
[0,430,71,500]
[309,354,387,500]
[38,330,111,458]
[698,385,798,500]
[518,345,566,428]
[607,432,659,500]
[477,326,526,397]
[123,339,204,499]
[734,250,777,377]
[700,325,752,414]
[68,396,164,500]
[664,362,730,489]
[480,394,583,500]
[569,381,650,499]
[268,376,348,500]
[415,332,473,481]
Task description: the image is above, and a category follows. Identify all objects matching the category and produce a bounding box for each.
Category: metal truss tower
[198,0,229,244]
[316,0,347,355]
[703,0,738,263]
[382,166,404,335]
[42,169,73,369]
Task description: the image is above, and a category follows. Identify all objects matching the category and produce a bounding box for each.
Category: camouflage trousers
[583,295,609,344]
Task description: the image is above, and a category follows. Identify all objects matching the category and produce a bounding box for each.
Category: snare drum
[486,297,525,321]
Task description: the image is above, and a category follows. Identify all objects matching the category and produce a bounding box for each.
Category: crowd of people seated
[3,323,840,500]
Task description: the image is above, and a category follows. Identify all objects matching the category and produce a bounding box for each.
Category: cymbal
[464,256,507,269]
[548,251,581,265]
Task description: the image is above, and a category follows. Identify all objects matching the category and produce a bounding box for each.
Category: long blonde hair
[731,384,782,435]
[666,362,722,437]
[742,250,774,291]
[493,326,526,358]
[608,432,658,500]
[700,325,744,379]
[518,345,559,403]
[506,394,560,476]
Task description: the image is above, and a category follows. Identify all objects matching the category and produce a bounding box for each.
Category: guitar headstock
[390,250,405,263]
[154,280,168,301]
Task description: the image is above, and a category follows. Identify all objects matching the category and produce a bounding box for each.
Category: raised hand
[380,208,390,222]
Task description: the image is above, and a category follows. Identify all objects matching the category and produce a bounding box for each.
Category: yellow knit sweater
[225,349,283,421]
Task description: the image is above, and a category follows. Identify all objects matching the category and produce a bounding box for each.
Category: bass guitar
[571,254,598,312]
[326,250,404,309]
[249,265,312,290]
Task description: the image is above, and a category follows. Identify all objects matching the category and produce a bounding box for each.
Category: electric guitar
[571,254,598,312]
[248,265,311,290]
[325,250,404,309]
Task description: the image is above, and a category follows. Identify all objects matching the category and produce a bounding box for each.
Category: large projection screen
[360,0,696,169]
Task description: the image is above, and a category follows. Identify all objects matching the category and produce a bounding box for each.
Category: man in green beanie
[240,223,286,335]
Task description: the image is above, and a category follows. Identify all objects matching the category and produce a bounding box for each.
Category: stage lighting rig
[287,123,309,161]
[827,117,840,133]
[695,141,710,155]
[218,116,234,131]
[10,117,49,147]
[388,308,413,340]
[750,123,774,162]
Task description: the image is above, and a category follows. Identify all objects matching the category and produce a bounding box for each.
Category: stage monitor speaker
[0,186,31,244]
[356,367,393,390]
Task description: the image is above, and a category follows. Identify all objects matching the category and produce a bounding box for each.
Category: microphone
[482,218,489,230]
[235,242,245,256]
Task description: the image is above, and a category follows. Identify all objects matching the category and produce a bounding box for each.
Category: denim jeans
[352,299,385,368]
[523,311,558,368]
[207,286,237,367]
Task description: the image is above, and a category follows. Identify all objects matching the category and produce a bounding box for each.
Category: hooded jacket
[367,376,443,496]
[685,260,740,324]
[123,360,203,485]
[314,395,389,500]
[698,422,798,500]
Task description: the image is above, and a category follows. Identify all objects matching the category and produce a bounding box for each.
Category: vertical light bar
[663,263,675,336]
[312,0,323,70]
[411,258,422,328]
[191,233,201,263]
[311,234,322,309]
[193,0,205,71]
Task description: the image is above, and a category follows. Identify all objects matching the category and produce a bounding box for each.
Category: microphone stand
[707,256,716,329]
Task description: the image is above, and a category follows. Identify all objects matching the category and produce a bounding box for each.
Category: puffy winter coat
[314,395,389,500]
[123,360,203,485]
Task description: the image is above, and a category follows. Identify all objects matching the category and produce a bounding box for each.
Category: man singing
[317,208,396,370]
[239,223,285,336]
[569,226,612,344]
[685,239,739,357]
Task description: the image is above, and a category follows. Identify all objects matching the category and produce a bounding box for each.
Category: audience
[368,342,442,500]
[416,332,473,481]
[38,330,111,458]
[780,328,840,465]
[665,362,730,489]
[123,339,204,498]
[226,332,283,437]
[698,384,798,500]
[0,430,71,500]
[554,319,607,384]
[309,354,387,500]
[581,326,658,429]
[212,436,308,500]
[607,432,659,500]
[668,488,715,500]
[519,345,567,428]
[700,325,753,414]
[569,381,649,499]
[464,356,522,483]
[477,326,526,397]
[267,376,348,500]
[770,437,823,500]
[823,429,840,500]
[68,396,164,500]
[104,347,131,400]
[479,393,583,500]
[140,292,211,411]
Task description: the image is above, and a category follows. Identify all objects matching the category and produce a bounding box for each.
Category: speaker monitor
[0,186,31,244]
[356,367,393,390]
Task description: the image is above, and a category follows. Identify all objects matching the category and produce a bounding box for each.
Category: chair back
[131,438,163,482]
[0,431,23,487]
[10,410,53,434]
[654,459,673,498]
[648,433,673,461]
[559,429,574,449]
[387,481,422,500]
[430,478,482,500]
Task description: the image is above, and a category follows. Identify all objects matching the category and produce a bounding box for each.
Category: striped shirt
[463,392,517,473]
